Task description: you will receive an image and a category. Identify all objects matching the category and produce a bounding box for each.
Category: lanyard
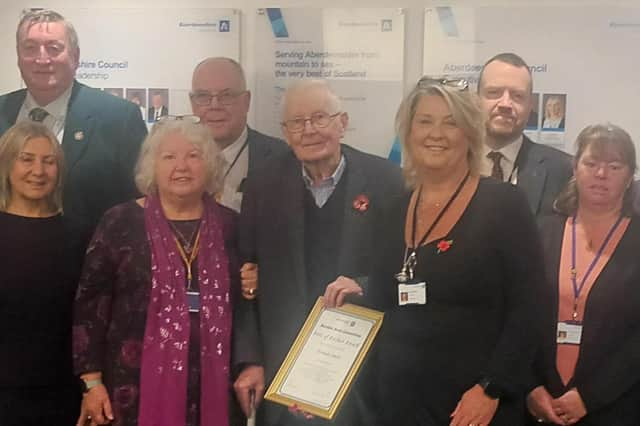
[570,214,623,319]
[223,140,249,181]
[174,229,201,290]
[398,170,470,282]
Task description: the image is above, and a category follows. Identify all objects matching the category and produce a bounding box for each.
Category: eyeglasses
[156,115,201,124]
[281,112,342,133]
[189,89,246,106]
[417,76,469,91]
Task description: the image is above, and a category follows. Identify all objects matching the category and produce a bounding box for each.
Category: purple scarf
[139,194,231,426]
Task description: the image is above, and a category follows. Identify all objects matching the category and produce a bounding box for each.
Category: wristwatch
[80,377,103,394]
[478,377,504,400]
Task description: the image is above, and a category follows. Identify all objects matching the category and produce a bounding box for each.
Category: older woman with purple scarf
[73,117,239,426]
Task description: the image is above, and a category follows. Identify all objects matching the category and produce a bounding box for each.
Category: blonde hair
[554,123,636,216]
[134,119,224,196]
[0,121,64,213]
[395,83,485,188]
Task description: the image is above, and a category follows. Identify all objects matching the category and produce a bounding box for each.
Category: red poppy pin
[352,194,370,213]
[436,239,453,254]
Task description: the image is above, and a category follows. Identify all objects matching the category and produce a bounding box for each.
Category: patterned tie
[29,107,49,122]
[487,151,504,181]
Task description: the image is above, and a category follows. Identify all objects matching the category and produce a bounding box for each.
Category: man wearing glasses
[477,52,571,219]
[233,80,403,425]
[0,9,147,233]
[190,57,287,213]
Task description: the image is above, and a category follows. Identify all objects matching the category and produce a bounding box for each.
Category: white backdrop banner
[253,8,405,158]
[52,7,240,120]
[423,5,640,158]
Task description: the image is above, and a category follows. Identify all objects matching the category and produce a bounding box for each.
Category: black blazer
[0,81,147,233]
[517,135,572,220]
[246,127,288,178]
[533,214,640,425]
[237,144,404,425]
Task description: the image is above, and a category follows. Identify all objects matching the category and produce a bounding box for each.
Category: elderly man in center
[233,80,404,425]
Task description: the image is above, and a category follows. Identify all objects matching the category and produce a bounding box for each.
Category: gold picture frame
[265,296,384,419]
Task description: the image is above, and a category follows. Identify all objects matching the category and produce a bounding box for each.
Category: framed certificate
[265,297,384,419]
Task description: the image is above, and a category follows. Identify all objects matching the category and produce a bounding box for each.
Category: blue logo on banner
[219,20,230,32]
[388,137,402,165]
[266,8,289,38]
[381,19,393,32]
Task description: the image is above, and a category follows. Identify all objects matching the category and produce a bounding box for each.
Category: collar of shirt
[19,85,73,141]
[482,135,523,182]
[302,154,346,208]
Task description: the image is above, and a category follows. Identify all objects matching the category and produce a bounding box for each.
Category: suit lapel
[0,90,26,133]
[338,147,368,274]
[517,137,547,214]
[61,83,95,172]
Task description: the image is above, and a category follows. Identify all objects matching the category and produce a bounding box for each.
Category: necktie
[487,151,504,181]
[29,107,49,122]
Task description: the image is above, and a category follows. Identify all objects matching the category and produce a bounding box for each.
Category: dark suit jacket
[516,135,572,220]
[246,127,288,179]
[0,81,147,234]
[237,144,404,425]
[532,214,640,425]
[147,105,168,122]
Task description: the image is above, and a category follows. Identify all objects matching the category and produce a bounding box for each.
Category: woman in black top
[327,78,545,425]
[0,121,82,425]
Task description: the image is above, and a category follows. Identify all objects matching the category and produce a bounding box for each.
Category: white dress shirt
[218,127,249,213]
[17,86,73,142]
[481,135,523,185]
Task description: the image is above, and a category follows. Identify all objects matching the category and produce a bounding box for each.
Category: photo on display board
[104,88,123,98]
[541,93,567,131]
[148,88,169,123]
[126,88,147,122]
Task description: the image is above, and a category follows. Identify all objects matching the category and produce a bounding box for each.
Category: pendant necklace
[396,170,470,283]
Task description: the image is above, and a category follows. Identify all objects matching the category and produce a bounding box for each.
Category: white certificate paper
[265,297,383,419]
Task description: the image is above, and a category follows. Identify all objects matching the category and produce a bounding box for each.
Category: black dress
[0,211,85,426]
[367,178,546,425]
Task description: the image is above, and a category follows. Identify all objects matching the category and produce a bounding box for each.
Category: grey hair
[17,9,80,54]
[395,83,485,188]
[192,57,247,91]
[0,121,64,213]
[280,80,342,121]
[134,120,224,196]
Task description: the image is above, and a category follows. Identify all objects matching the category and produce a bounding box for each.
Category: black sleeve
[483,186,548,396]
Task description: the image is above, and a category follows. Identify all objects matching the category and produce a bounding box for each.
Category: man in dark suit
[147,93,168,123]
[233,80,404,425]
[478,52,572,219]
[190,57,288,213]
[0,9,147,233]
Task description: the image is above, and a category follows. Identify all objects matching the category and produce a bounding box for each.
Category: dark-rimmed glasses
[189,89,246,107]
[417,76,469,91]
[281,112,342,133]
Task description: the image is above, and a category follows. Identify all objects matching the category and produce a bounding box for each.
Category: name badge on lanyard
[186,291,200,313]
[557,320,582,345]
[398,282,427,306]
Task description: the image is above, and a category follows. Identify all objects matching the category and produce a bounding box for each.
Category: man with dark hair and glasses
[190,57,288,213]
[0,8,147,233]
[477,52,571,219]
[233,79,403,426]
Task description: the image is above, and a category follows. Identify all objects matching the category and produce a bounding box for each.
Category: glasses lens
[191,92,212,106]
[311,113,331,128]
[418,76,469,91]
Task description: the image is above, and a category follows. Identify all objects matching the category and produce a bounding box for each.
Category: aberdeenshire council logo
[381,19,392,32]
[178,20,231,32]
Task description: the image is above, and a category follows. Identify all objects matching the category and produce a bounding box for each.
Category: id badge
[398,282,427,306]
[557,321,582,345]
[186,291,200,313]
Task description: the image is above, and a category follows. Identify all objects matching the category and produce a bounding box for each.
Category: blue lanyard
[570,214,623,319]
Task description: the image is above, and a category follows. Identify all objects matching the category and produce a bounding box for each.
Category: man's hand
[449,384,499,426]
[234,365,265,417]
[324,276,363,308]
